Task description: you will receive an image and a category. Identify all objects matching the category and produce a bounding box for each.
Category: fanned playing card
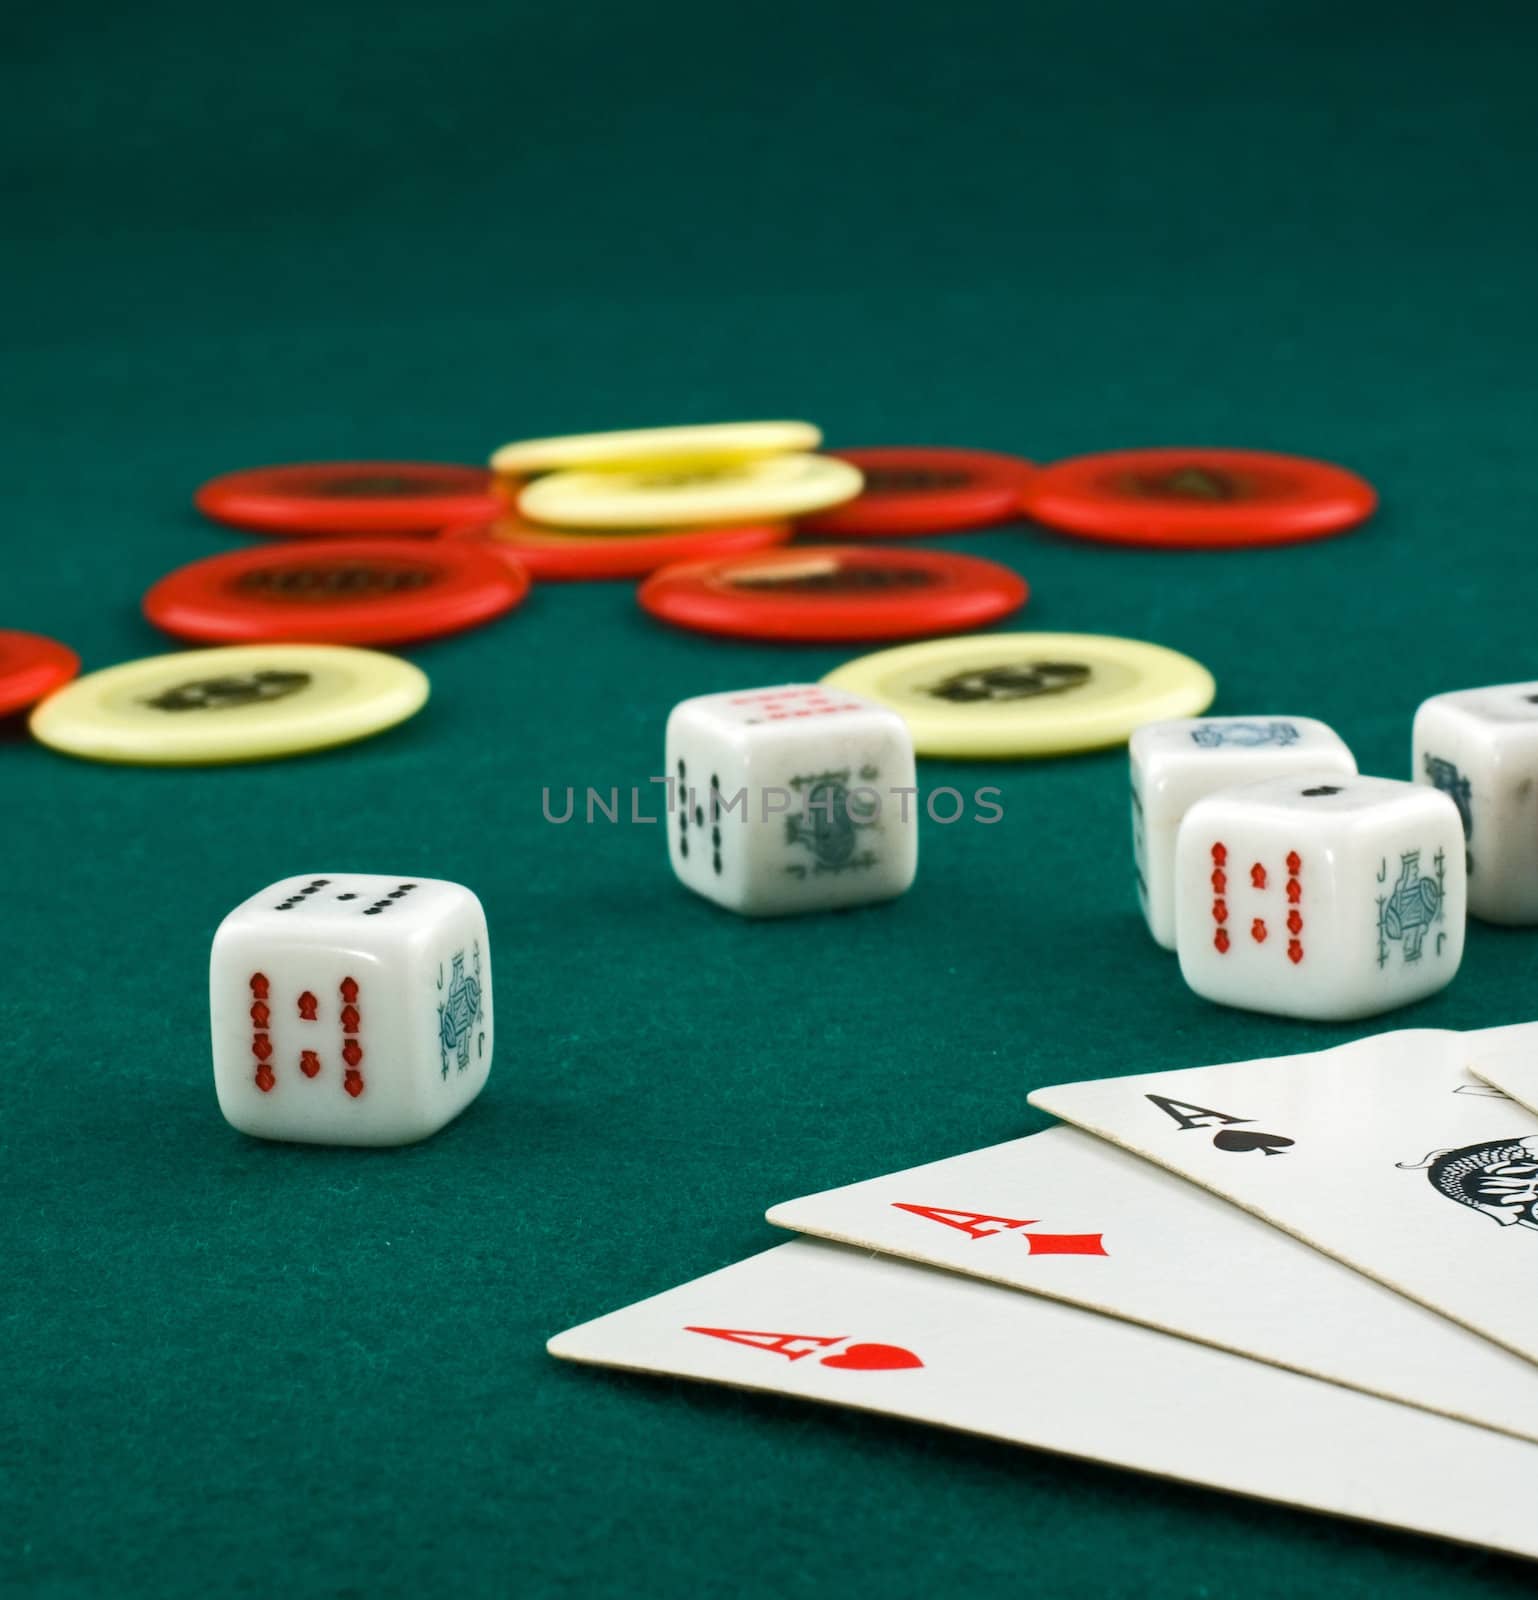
[765,1123,1538,1443]
[1467,1020,1538,1122]
[548,1237,1538,1561]
[1028,1027,1538,1365]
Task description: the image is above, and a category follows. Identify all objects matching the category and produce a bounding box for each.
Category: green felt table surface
[7,0,1538,1593]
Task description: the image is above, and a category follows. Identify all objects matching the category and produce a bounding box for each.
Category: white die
[665,684,918,917]
[1413,683,1538,924]
[1173,775,1465,1021]
[1131,716,1357,948]
[210,873,493,1145]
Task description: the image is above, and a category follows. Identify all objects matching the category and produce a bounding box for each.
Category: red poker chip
[799,447,1037,537]
[637,546,1028,642]
[438,512,794,581]
[194,462,502,537]
[1021,448,1377,548]
[0,629,80,716]
[143,539,529,646]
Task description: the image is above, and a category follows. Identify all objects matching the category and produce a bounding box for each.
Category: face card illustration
[1028,1028,1538,1365]
[784,764,883,883]
[548,1237,1538,1561]
[765,1124,1538,1444]
[1468,1021,1538,1127]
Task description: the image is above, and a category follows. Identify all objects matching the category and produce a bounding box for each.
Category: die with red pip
[210,873,493,1145]
[1173,776,1465,1021]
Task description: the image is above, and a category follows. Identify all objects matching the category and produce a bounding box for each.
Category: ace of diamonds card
[765,1123,1538,1442]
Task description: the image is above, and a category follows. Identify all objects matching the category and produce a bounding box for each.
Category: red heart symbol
[819,1342,922,1371]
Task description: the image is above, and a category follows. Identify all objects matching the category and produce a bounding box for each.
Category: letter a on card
[891,1204,1106,1255]
[892,1203,1037,1239]
[1146,1095,1251,1132]
[685,1326,922,1370]
[684,1327,843,1361]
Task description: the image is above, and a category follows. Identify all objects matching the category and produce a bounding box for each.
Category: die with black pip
[210,874,493,1145]
[1173,776,1466,1021]
[665,684,918,916]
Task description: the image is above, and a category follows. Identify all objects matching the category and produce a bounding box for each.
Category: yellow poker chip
[517,454,864,530]
[822,633,1216,758]
[490,420,821,479]
[28,644,428,766]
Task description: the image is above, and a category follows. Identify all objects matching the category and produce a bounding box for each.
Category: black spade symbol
[1212,1128,1295,1157]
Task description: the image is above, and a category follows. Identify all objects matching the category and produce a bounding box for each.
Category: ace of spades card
[1029,1027,1538,1365]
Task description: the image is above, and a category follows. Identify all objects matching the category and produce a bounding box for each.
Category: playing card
[548,1237,1538,1561]
[1028,1027,1538,1364]
[1467,1020,1538,1121]
[765,1123,1538,1443]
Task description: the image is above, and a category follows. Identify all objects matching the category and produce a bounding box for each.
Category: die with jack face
[1413,682,1538,924]
[210,873,493,1145]
[1130,716,1357,949]
[665,684,918,917]
[1173,775,1465,1021]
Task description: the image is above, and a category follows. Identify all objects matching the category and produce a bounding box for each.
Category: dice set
[210,680,1537,1144]
[1131,717,1357,949]
[1129,685,1538,1020]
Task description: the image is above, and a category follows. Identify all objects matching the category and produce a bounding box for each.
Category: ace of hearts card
[548,1236,1538,1561]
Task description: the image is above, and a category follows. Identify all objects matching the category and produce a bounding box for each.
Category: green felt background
[6,0,1538,1593]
